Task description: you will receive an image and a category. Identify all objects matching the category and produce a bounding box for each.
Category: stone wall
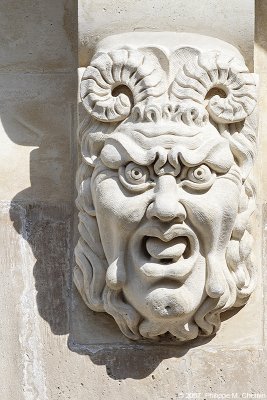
[0,1,267,399]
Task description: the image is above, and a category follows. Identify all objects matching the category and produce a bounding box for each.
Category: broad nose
[146,175,186,222]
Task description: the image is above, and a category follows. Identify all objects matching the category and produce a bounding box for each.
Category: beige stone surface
[255,1,267,205]
[0,0,77,202]
[0,0,266,399]
[0,0,77,72]
[79,0,255,70]
[0,81,76,202]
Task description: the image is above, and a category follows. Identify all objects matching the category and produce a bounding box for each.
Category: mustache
[134,222,198,243]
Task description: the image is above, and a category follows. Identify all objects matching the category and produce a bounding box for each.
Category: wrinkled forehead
[100,121,235,172]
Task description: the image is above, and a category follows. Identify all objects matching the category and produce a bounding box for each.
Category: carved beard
[102,257,209,341]
[102,248,248,342]
[103,280,206,342]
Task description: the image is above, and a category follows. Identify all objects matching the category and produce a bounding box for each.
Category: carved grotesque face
[75,34,257,342]
[90,120,241,339]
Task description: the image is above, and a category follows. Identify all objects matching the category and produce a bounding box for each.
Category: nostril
[176,211,186,222]
[158,210,180,222]
[145,202,154,220]
[159,202,186,222]
[146,202,186,222]
[175,202,187,220]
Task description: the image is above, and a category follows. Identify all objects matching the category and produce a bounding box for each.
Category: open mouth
[143,236,190,265]
[130,223,199,280]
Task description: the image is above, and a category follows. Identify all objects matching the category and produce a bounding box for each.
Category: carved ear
[80,49,167,122]
[79,110,116,166]
[80,130,104,167]
[217,113,257,180]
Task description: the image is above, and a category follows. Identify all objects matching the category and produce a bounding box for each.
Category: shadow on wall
[5,114,77,329]
[2,0,267,381]
[2,0,79,336]
[9,201,73,336]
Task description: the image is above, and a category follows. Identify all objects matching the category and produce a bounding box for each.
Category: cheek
[184,180,239,219]
[92,175,151,228]
[182,180,240,245]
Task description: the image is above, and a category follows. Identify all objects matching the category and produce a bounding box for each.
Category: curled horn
[170,51,257,124]
[81,49,167,122]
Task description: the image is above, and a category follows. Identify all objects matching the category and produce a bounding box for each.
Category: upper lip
[136,224,196,242]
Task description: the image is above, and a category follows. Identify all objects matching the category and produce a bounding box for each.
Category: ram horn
[81,49,167,122]
[170,51,257,124]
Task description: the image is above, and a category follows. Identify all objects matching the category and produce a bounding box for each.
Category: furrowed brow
[169,140,235,172]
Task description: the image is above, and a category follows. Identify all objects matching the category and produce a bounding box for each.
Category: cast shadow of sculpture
[2,1,77,339]
[0,0,79,337]
[9,195,72,336]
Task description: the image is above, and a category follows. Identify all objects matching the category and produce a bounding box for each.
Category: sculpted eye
[125,162,150,184]
[119,162,153,192]
[187,165,212,183]
[181,164,216,191]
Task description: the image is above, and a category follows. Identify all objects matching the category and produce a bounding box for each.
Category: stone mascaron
[74,33,258,341]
